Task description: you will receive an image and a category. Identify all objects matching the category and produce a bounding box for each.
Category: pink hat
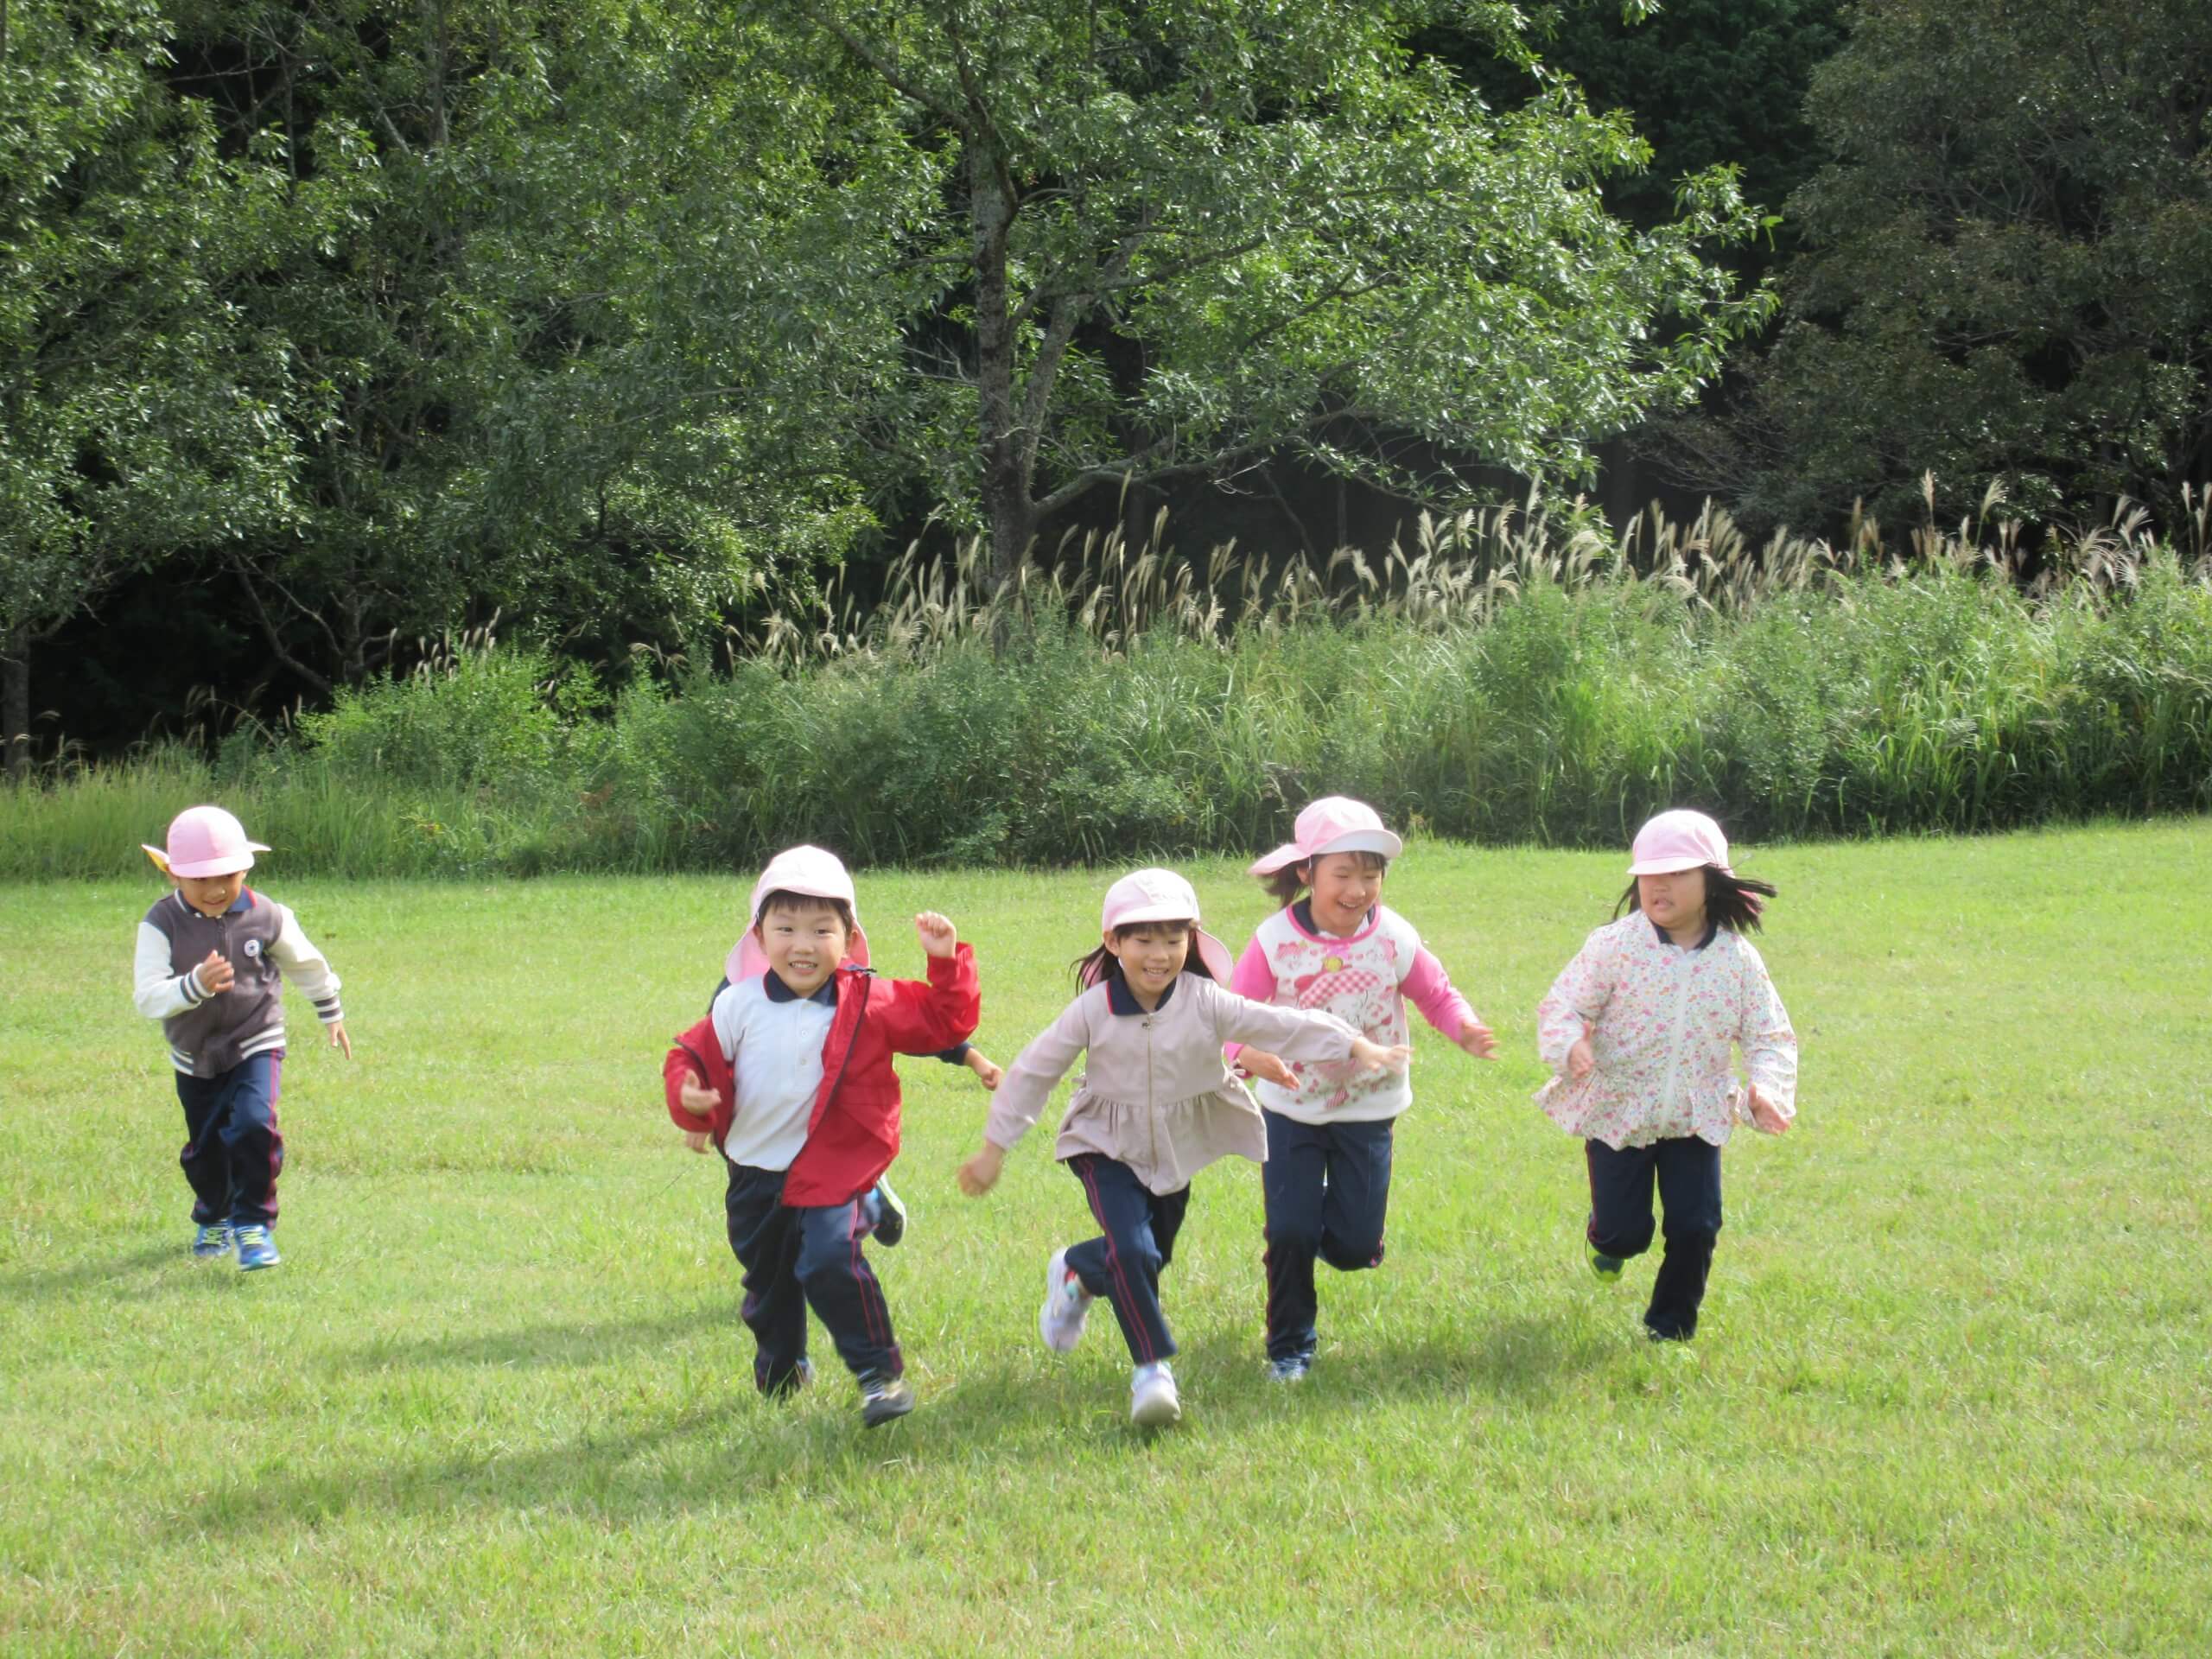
[1092,868,1234,983]
[1248,796,1404,877]
[142,805,269,878]
[725,844,870,982]
[1627,810,1732,876]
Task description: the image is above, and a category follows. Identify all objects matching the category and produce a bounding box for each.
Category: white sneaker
[1130,1361,1181,1427]
[1038,1247,1094,1352]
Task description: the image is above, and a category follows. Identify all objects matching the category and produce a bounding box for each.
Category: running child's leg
[1646,1137,1723,1339]
[1064,1154,1181,1365]
[724,1165,810,1393]
[791,1198,904,1382]
[1583,1140,1661,1266]
[175,1071,235,1228]
[1261,1110,1329,1363]
[214,1052,284,1229]
[1315,1117,1393,1274]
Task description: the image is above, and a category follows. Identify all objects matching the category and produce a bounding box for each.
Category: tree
[768,0,1776,588]
[1705,0,2212,532]
[0,0,310,776]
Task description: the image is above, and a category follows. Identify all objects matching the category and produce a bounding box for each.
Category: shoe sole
[1130,1389,1181,1427]
[861,1395,914,1427]
[238,1255,281,1271]
[872,1180,906,1249]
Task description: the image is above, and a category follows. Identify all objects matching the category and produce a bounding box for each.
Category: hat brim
[1626,855,1728,876]
[158,844,266,878]
[1248,830,1403,876]
[727,924,872,984]
[1313,828,1402,861]
[1083,925,1232,986]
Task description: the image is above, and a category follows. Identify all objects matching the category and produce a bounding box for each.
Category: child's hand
[1351,1036,1411,1074]
[1237,1048,1298,1088]
[964,1050,1004,1090]
[957,1143,1005,1197]
[196,950,235,995]
[1454,1018,1498,1060]
[327,1020,353,1060]
[1745,1084,1791,1135]
[915,912,958,957]
[683,1129,712,1154]
[1567,1036,1596,1080]
[677,1074,719,1118]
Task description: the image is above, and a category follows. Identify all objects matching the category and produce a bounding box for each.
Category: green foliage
[769,0,1777,578]
[1719,0,2212,531]
[7,512,2208,879]
[0,0,319,642]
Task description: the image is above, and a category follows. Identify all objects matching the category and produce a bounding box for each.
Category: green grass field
[3,821,2209,1656]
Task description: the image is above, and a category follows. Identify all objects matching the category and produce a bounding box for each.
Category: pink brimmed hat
[142,805,269,878]
[725,844,871,982]
[1248,796,1404,877]
[1627,810,1732,876]
[1091,867,1234,983]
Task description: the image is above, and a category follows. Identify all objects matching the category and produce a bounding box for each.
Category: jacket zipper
[815,969,872,1132]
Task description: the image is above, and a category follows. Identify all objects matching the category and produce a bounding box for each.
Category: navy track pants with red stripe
[723,1162,901,1391]
[1064,1154,1191,1365]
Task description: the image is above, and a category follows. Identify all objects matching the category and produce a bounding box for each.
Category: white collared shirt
[710,976,837,1171]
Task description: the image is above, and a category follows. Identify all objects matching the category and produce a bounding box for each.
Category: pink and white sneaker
[1038,1247,1094,1352]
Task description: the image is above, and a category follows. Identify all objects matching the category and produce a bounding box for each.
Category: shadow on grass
[170,1308,1617,1541]
[339,1305,728,1370]
[0,1242,206,1298]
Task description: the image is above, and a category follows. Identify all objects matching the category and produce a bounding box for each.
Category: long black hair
[1616,866,1777,933]
[1073,922,1220,989]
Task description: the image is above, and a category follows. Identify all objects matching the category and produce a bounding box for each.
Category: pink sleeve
[1401,946,1478,1039]
[1222,936,1278,1065]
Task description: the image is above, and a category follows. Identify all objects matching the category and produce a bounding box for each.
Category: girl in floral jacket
[1535,810,1797,1341]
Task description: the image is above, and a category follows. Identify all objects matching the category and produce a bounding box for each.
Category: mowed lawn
[2,821,2208,1656]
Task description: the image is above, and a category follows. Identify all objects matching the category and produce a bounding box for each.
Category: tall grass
[6,492,2209,878]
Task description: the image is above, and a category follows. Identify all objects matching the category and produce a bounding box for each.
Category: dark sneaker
[192,1222,233,1259]
[859,1376,915,1427]
[233,1224,281,1271]
[766,1357,815,1398]
[868,1179,906,1249]
[1586,1238,1624,1283]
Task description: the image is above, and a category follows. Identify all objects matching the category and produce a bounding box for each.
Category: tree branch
[802,9,967,129]
[226,550,338,692]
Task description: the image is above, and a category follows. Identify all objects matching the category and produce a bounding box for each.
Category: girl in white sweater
[1535,810,1797,1341]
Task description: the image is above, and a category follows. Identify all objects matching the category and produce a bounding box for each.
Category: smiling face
[1637,867,1710,941]
[1102,920,1192,1007]
[755,896,853,995]
[175,870,247,918]
[1305,851,1385,934]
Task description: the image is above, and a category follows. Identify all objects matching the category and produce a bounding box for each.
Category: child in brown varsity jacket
[133,806,351,1270]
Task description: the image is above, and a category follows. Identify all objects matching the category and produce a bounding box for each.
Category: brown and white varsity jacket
[132,889,344,1077]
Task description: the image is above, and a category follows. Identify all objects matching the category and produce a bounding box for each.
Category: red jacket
[664,945,979,1206]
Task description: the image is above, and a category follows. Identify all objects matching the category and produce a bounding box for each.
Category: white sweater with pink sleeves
[1226,903,1478,1124]
[1535,914,1797,1150]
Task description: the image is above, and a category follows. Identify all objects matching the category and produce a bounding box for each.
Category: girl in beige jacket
[959,868,1407,1427]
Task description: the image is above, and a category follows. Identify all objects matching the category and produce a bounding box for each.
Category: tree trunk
[969,141,1033,595]
[3,625,30,783]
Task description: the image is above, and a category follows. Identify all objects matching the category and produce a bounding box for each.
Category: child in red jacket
[664,846,978,1427]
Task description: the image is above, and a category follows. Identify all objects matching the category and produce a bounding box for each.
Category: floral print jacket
[1535,915,1797,1149]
